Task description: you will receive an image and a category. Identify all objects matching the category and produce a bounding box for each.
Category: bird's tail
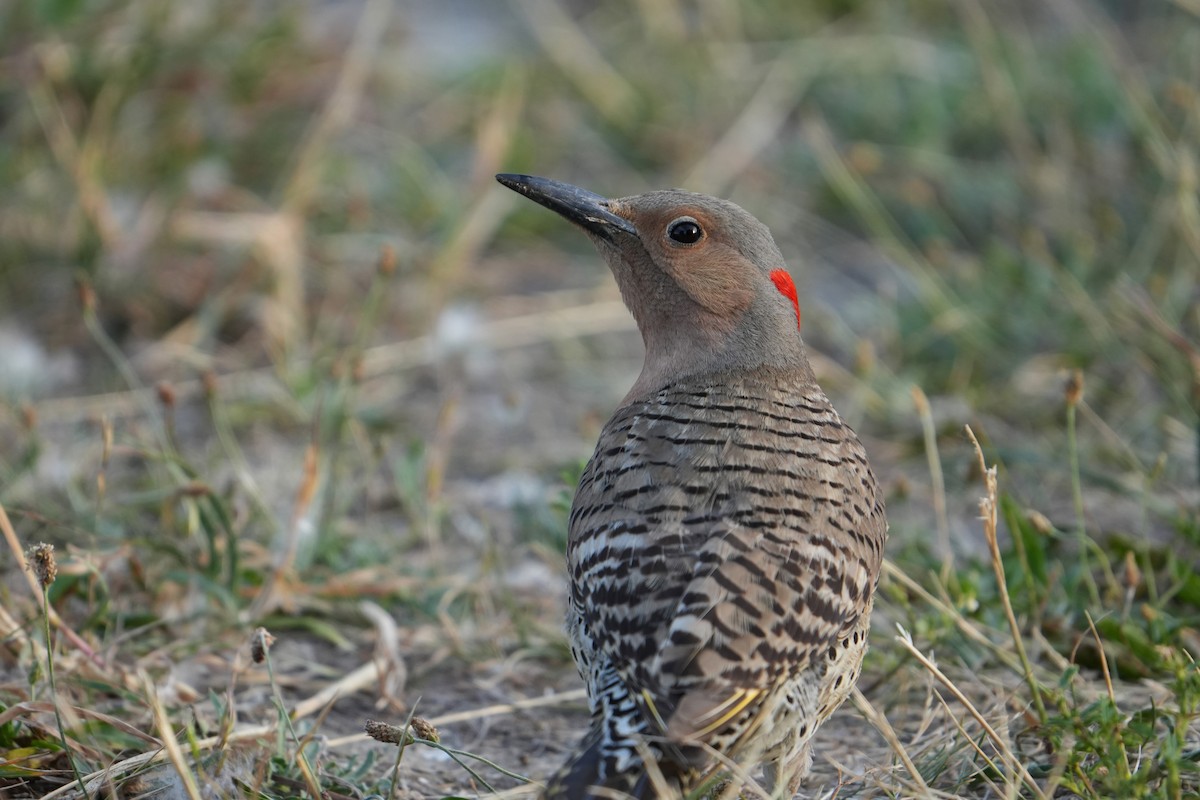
[541,726,671,800]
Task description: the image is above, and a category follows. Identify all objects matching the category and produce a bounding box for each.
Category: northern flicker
[496,174,887,799]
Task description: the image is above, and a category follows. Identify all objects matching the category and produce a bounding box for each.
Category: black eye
[667,219,703,244]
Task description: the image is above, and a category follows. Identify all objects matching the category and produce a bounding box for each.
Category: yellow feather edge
[691,688,763,738]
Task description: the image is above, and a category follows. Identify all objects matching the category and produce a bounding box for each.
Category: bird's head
[497,174,814,401]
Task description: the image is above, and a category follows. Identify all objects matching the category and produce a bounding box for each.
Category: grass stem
[40,587,89,799]
[966,426,1048,724]
[1066,386,1101,608]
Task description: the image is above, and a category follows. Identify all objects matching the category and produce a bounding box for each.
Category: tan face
[607,200,756,322]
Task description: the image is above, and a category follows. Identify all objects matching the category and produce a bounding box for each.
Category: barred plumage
[495,174,888,798]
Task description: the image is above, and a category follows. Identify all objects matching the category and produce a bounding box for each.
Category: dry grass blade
[512,0,638,122]
[1125,283,1200,381]
[851,686,936,798]
[423,688,589,728]
[141,670,204,800]
[292,661,386,720]
[168,209,306,355]
[683,41,816,195]
[1048,0,1177,175]
[282,0,393,214]
[930,690,1007,797]
[911,385,952,576]
[1084,610,1132,781]
[953,0,1036,168]
[250,442,323,618]
[428,72,526,300]
[489,786,541,799]
[804,117,956,311]
[31,298,635,423]
[894,625,1047,800]
[882,560,1025,674]
[360,600,409,708]
[427,187,515,304]
[25,66,121,249]
[964,425,1047,723]
[686,35,940,195]
[0,702,161,746]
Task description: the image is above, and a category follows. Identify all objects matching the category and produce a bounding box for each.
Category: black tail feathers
[541,727,678,799]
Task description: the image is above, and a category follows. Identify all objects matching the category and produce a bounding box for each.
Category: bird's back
[558,365,886,794]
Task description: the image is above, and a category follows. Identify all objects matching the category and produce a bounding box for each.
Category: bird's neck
[624,330,816,406]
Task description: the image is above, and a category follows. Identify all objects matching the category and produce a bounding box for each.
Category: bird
[495,173,888,799]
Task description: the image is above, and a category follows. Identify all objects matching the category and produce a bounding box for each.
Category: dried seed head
[409,717,439,743]
[250,627,275,663]
[1165,79,1193,109]
[100,416,113,462]
[36,40,72,83]
[202,370,219,399]
[854,338,876,374]
[365,719,402,744]
[377,244,397,277]
[27,543,57,588]
[846,142,883,175]
[156,381,177,409]
[363,717,439,746]
[1122,551,1141,593]
[20,403,37,430]
[76,277,96,313]
[1025,509,1054,535]
[1064,369,1084,407]
[179,482,211,499]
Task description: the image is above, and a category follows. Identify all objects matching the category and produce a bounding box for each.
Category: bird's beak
[496,174,637,241]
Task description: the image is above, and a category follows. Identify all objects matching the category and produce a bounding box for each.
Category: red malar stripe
[769,269,801,330]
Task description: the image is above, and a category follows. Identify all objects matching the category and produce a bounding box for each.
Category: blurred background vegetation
[0,0,1197,797]
[2,0,1197,485]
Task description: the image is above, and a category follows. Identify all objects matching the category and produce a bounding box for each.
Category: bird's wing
[567,374,886,748]
[648,517,878,744]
